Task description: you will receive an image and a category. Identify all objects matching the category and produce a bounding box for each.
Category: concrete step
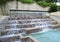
[0,35,20,42]
[49,24,60,29]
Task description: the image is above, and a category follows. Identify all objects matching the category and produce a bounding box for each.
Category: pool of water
[32,29,60,42]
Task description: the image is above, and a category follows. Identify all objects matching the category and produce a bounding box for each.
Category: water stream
[1,14,59,42]
[3,16,57,35]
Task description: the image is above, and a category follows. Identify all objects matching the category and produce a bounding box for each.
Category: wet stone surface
[0,15,60,42]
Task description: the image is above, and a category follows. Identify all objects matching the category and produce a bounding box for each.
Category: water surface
[32,29,60,42]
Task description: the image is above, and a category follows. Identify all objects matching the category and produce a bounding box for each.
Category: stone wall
[8,1,49,11]
[0,1,49,15]
[49,12,60,23]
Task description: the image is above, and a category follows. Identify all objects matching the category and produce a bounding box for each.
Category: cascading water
[1,13,59,42]
[2,15,56,35]
[6,16,57,34]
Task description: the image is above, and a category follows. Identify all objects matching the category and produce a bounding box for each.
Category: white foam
[40,28,50,33]
[14,41,20,42]
[31,28,51,35]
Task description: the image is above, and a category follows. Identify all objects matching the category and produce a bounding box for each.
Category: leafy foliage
[34,0,43,2]
[0,0,15,6]
[57,6,60,11]
[0,0,58,15]
[19,0,34,4]
[48,4,57,13]
[37,1,50,7]
[0,0,7,6]
[45,0,56,3]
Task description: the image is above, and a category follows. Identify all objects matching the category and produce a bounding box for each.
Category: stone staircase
[0,14,60,42]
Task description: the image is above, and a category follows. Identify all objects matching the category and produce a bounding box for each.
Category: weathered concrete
[0,15,9,35]
[7,1,49,11]
[50,12,60,23]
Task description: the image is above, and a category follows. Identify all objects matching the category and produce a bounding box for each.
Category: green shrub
[19,0,34,4]
[37,1,49,7]
[57,6,60,11]
[0,0,7,6]
[7,0,15,2]
[45,0,55,3]
[0,0,15,6]
[34,0,43,2]
[48,4,57,13]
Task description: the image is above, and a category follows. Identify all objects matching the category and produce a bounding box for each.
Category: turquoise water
[32,29,60,42]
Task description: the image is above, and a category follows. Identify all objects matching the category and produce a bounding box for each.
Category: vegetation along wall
[0,0,57,15]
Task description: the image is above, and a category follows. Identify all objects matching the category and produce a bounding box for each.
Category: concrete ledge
[49,24,60,29]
